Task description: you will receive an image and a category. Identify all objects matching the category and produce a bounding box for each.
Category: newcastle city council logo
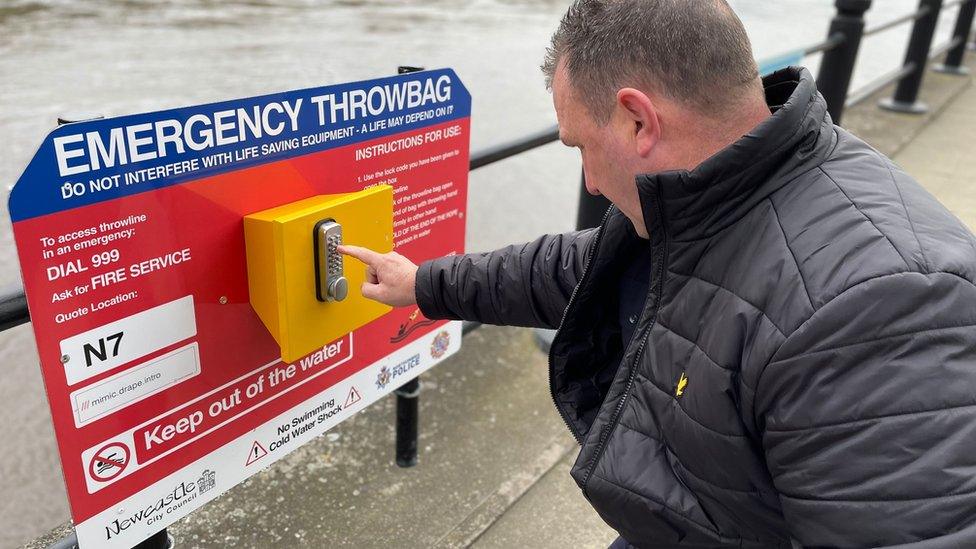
[430,330,450,359]
[198,469,216,494]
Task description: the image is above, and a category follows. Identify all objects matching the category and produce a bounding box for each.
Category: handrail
[469,125,559,170]
[803,32,846,56]
[846,62,919,107]
[864,5,931,37]
[848,35,966,107]
[47,532,78,549]
[0,286,28,331]
[931,34,966,57]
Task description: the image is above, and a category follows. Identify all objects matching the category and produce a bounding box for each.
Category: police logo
[430,330,450,359]
[376,366,392,389]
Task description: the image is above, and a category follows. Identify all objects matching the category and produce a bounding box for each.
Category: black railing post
[576,169,612,230]
[394,65,422,468]
[132,529,171,549]
[880,0,945,114]
[394,377,420,467]
[816,0,873,124]
[0,287,29,331]
[935,0,976,74]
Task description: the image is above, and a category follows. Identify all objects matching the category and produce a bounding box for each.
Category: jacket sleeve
[414,229,597,329]
[755,271,976,547]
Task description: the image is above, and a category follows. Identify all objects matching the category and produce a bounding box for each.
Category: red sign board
[8,69,470,548]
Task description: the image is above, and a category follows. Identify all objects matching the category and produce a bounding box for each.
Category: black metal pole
[880,0,945,114]
[0,287,29,331]
[132,529,170,549]
[576,169,612,230]
[934,0,976,74]
[469,125,559,170]
[394,65,423,468]
[816,0,873,124]
[394,377,420,467]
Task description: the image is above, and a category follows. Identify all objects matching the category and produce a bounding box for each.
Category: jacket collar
[635,67,836,242]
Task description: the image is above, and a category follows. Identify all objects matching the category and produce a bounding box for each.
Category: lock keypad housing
[244,185,394,362]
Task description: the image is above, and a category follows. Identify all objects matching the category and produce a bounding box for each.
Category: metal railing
[816,0,975,119]
[1,0,972,547]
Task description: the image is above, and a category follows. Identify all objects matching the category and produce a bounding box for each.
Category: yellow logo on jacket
[676,372,688,397]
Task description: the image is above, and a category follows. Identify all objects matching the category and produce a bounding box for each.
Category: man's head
[543,0,769,238]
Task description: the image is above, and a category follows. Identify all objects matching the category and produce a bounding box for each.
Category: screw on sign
[88,442,130,482]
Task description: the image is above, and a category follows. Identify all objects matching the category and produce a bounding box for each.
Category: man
[341,0,976,546]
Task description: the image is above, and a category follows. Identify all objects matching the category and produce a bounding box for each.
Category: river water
[0,0,959,545]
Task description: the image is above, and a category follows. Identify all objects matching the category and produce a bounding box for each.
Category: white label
[60,295,197,385]
[71,343,201,427]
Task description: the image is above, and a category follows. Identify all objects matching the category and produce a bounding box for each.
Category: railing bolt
[933,0,976,74]
[880,0,945,114]
[816,0,873,124]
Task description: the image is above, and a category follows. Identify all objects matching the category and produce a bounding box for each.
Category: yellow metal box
[244,185,394,363]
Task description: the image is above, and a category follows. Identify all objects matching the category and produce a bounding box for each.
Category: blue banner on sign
[9,68,471,222]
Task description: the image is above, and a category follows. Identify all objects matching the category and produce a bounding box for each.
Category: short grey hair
[543,0,761,122]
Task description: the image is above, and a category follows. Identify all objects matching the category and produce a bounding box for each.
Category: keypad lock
[314,219,349,302]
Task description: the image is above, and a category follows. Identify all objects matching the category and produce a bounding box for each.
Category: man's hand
[338,245,418,307]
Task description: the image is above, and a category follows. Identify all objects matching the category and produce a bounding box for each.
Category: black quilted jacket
[416,67,976,547]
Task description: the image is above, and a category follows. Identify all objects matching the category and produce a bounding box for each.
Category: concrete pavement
[893,79,976,229]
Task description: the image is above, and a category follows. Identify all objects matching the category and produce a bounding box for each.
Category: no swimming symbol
[88,442,130,482]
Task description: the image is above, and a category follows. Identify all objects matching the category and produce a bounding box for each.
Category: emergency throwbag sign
[9,69,470,548]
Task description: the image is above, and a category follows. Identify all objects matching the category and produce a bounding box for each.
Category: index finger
[338,244,384,265]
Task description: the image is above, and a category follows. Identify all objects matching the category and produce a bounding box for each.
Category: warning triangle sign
[246,440,268,466]
[344,386,362,408]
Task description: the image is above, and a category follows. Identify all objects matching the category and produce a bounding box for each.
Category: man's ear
[615,88,660,157]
